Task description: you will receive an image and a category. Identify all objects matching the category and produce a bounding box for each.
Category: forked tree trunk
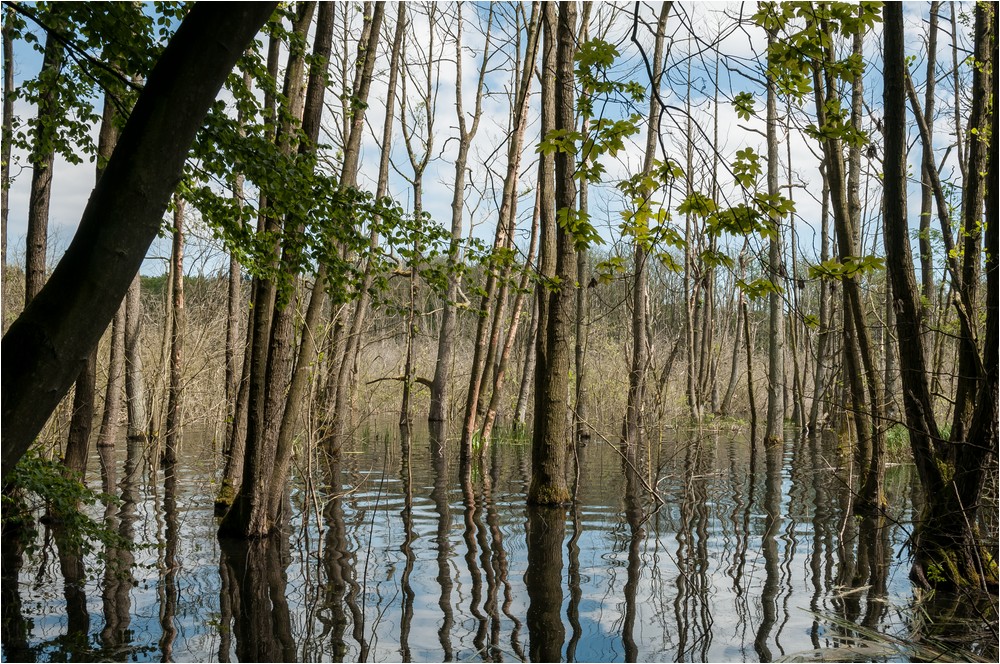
[429,3,492,424]
[882,1,997,590]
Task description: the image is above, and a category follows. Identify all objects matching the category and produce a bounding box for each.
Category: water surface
[2,424,996,662]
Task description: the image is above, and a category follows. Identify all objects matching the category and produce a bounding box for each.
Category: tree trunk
[65,88,122,479]
[328,1,405,444]
[219,0,323,538]
[764,26,785,446]
[950,0,991,446]
[429,3,492,424]
[529,1,575,507]
[268,0,378,524]
[1,8,13,329]
[217,33,282,511]
[514,300,538,428]
[918,2,940,306]
[459,3,540,452]
[623,3,669,447]
[1,2,277,473]
[882,1,997,590]
[124,274,148,441]
[24,30,63,305]
[163,197,185,465]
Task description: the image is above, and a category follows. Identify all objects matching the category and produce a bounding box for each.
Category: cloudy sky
[3,2,972,282]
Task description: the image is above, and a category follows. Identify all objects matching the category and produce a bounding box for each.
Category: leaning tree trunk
[0,3,277,473]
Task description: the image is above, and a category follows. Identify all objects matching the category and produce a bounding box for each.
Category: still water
[2,423,997,662]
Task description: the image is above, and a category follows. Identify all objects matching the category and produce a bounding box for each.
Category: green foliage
[557,208,603,250]
[2,448,131,558]
[677,191,717,218]
[738,277,783,300]
[733,92,757,120]
[732,147,762,187]
[808,255,885,280]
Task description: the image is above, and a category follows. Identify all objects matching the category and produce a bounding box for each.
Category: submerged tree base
[910,538,999,592]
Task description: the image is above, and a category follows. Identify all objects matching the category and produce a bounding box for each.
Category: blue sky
[2,2,975,285]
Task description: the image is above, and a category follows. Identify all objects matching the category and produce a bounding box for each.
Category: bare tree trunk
[124,275,147,441]
[96,306,126,454]
[429,3,493,424]
[24,30,63,304]
[459,3,541,452]
[396,3,436,432]
[514,301,538,428]
[764,26,785,445]
[328,2,405,443]
[918,2,940,306]
[949,0,991,445]
[529,1,575,506]
[623,3,669,447]
[809,169,832,432]
[480,193,540,446]
[813,21,885,513]
[1,8,13,329]
[163,197,185,465]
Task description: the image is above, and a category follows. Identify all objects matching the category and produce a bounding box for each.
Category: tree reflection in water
[6,425,997,662]
[525,503,565,662]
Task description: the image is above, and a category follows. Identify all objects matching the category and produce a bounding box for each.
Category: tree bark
[163,197,185,464]
[1,8,14,328]
[918,2,940,306]
[529,1,575,506]
[623,3,669,447]
[2,2,277,475]
[24,28,63,305]
[883,1,997,590]
[124,274,147,441]
[764,25,785,446]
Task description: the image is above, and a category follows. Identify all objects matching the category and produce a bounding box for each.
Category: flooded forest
[1,2,997,662]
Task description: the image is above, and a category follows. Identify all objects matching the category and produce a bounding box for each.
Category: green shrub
[2,448,129,558]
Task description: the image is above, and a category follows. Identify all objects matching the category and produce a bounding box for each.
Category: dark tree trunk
[883,1,997,591]
[1,2,276,474]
